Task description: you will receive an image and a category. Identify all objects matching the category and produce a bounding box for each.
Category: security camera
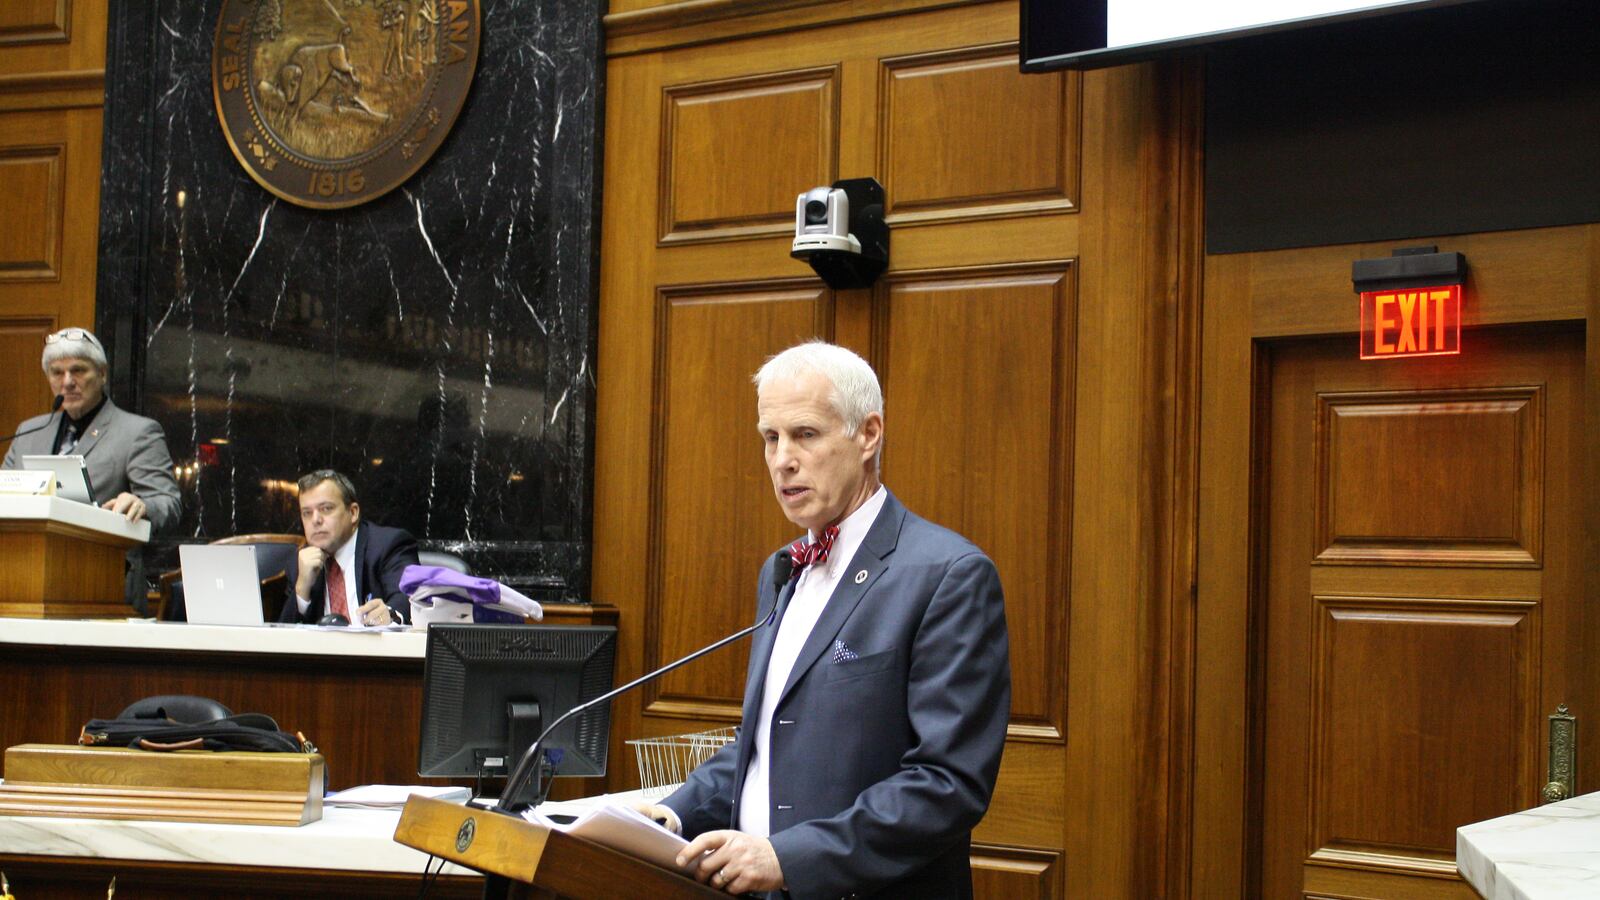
[792,187,861,256]
[790,177,887,290]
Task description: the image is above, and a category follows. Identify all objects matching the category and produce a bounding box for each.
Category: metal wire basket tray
[627,726,737,798]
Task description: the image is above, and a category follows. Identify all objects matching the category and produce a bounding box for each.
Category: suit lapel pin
[854,569,868,584]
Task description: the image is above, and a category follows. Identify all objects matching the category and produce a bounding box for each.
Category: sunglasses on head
[45,328,104,351]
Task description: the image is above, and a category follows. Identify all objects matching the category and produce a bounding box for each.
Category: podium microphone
[0,395,64,448]
[495,550,792,815]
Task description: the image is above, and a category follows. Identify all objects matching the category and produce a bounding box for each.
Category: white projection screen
[1022,0,1491,70]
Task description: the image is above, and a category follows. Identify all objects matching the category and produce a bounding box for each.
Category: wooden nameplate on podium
[394,795,721,899]
[0,743,323,826]
[0,495,151,617]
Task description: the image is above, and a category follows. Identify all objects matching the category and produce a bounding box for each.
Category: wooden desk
[0,610,617,794]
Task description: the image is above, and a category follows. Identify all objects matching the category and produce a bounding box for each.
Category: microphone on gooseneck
[495,548,791,815]
[0,395,64,448]
[773,547,795,592]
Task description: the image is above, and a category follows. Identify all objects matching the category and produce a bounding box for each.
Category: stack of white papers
[527,802,689,871]
[325,784,471,808]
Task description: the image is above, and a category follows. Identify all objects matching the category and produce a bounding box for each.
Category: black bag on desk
[78,711,310,753]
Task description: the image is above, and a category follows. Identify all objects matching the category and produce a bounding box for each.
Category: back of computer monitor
[418,624,617,792]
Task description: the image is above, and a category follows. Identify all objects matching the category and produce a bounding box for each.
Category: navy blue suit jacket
[277,520,419,623]
[663,491,1011,900]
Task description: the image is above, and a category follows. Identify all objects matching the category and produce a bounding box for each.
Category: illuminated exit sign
[1359,284,1460,359]
[1351,247,1466,362]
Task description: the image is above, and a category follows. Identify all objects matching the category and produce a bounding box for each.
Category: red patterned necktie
[326,557,349,618]
[787,526,839,580]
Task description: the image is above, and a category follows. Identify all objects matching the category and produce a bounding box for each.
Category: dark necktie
[787,526,839,580]
[326,557,349,618]
[60,423,78,454]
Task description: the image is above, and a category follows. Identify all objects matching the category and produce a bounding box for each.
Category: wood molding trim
[1162,54,1206,900]
[608,0,829,35]
[971,842,1064,897]
[0,0,70,46]
[0,69,104,94]
[605,0,985,57]
[0,69,104,111]
[642,698,744,721]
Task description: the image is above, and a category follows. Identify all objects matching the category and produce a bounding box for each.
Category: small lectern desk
[395,795,722,899]
[0,494,149,617]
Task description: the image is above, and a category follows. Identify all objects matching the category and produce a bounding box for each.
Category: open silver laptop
[179,545,265,627]
[21,454,95,504]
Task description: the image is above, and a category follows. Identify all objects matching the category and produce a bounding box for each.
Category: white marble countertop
[0,804,473,875]
[0,617,427,658]
[1458,790,1600,899]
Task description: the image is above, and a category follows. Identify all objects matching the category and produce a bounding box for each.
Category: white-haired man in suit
[641,341,1011,899]
[3,327,180,613]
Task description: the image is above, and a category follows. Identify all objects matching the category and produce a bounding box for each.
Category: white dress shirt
[737,485,888,837]
[294,532,363,624]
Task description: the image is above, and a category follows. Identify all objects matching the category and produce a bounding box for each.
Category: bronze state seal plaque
[213,0,480,209]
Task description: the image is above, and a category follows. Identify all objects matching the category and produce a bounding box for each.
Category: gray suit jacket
[4,397,182,613]
[663,491,1011,900]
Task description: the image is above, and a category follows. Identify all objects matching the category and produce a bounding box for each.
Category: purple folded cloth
[398,565,501,605]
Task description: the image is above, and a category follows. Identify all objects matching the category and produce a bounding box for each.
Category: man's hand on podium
[102,491,146,522]
[631,801,681,834]
[676,830,784,895]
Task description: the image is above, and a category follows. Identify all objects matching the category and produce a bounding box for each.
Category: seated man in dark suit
[278,469,418,626]
[641,341,1011,899]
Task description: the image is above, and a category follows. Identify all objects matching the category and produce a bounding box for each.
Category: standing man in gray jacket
[3,327,181,613]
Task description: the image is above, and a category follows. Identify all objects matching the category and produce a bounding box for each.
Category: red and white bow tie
[787,526,839,579]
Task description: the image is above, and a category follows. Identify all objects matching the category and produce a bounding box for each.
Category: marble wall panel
[95,0,603,599]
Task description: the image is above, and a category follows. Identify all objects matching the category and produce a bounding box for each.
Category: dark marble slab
[96,0,604,600]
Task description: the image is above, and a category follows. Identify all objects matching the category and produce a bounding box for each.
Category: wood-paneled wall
[0,0,104,433]
[593,2,1201,894]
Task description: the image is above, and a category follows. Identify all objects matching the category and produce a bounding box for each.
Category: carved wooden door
[1259,325,1587,898]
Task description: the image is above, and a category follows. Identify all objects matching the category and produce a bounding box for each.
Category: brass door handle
[1545,704,1576,804]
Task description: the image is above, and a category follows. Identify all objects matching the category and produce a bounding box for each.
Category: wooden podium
[0,494,149,617]
[394,795,723,899]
